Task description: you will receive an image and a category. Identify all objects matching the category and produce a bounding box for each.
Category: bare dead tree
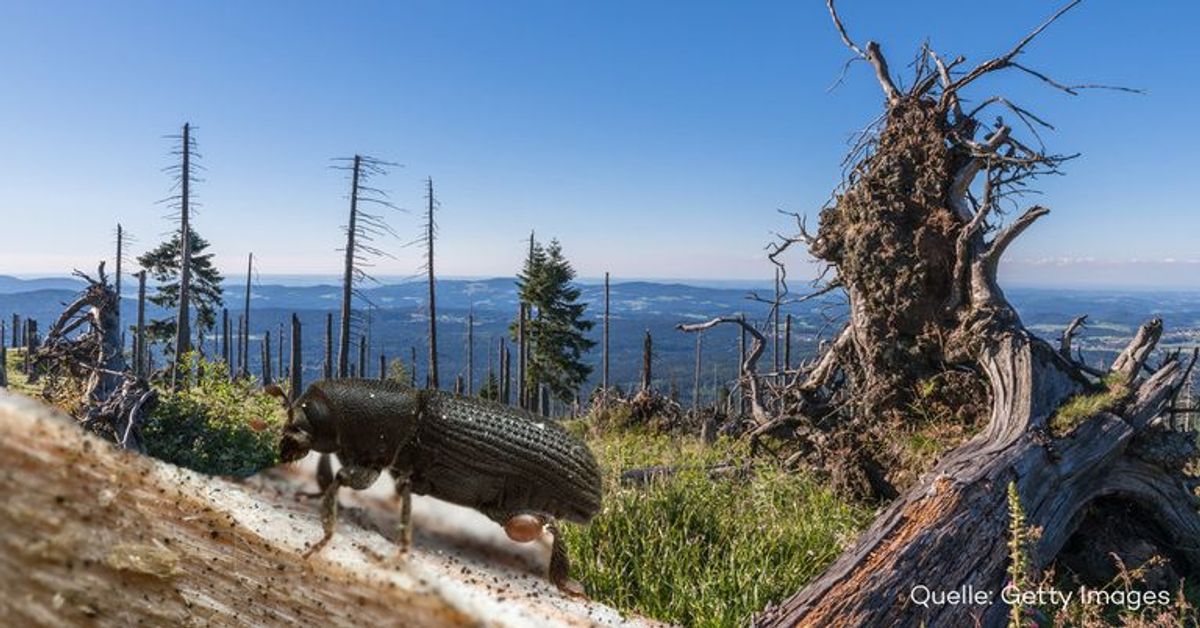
[783,313,792,372]
[517,303,527,409]
[421,177,440,389]
[334,155,399,380]
[501,338,511,405]
[358,335,367,380]
[164,123,200,390]
[277,321,285,382]
[466,307,474,395]
[752,3,1188,626]
[640,330,653,392]
[603,271,610,394]
[24,319,37,377]
[240,253,253,379]
[692,331,702,412]
[0,322,7,388]
[221,308,230,369]
[289,313,302,401]
[235,314,245,380]
[134,271,147,379]
[261,330,272,386]
[114,223,126,341]
[324,312,333,380]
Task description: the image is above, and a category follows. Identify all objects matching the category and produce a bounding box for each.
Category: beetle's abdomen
[411,391,602,523]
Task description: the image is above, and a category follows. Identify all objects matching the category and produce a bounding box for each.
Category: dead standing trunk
[755,3,1198,625]
[241,253,253,379]
[640,330,652,392]
[603,271,610,394]
[324,312,333,380]
[0,323,7,388]
[171,125,193,391]
[290,314,302,401]
[425,177,440,390]
[135,271,147,379]
[338,156,361,379]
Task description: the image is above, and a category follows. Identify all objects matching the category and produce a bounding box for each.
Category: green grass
[559,426,871,627]
[2,347,38,395]
[1049,373,1129,436]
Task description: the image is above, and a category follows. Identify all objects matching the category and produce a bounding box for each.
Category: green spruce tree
[477,370,500,402]
[512,238,595,404]
[138,230,224,353]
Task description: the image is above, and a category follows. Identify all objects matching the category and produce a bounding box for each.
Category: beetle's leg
[295,453,334,500]
[544,520,583,596]
[316,453,334,490]
[302,471,340,558]
[393,471,413,555]
[302,465,379,558]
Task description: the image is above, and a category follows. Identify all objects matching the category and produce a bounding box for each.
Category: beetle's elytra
[276,378,603,592]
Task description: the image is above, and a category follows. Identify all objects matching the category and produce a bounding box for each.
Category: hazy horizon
[8,265,1200,294]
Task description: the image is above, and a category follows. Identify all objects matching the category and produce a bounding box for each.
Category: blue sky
[1,1,1197,287]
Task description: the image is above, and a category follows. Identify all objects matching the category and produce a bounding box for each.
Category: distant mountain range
[4,275,1199,406]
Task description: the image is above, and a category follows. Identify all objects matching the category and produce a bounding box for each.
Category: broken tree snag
[30,262,154,451]
[677,317,769,424]
[1059,314,1087,358]
[753,3,1192,626]
[1111,318,1163,385]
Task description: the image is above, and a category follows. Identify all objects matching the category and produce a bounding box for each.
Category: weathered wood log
[757,330,1200,626]
[0,392,650,628]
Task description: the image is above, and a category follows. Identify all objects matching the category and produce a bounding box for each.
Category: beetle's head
[267,383,336,464]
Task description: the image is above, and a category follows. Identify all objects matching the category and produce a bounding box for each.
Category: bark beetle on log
[0,391,652,628]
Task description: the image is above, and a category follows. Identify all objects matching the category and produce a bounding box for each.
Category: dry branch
[677,317,769,424]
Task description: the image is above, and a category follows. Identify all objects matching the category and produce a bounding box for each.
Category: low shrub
[141,355,285,477]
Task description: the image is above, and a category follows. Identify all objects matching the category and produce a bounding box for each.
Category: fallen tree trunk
[0,391,652,627]
[757,331,1200,625]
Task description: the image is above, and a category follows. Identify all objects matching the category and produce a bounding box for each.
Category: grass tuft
[560,426,870,627]
[1049,373,1129,436]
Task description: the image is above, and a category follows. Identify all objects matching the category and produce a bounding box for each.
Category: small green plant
[1049,373,1129,436]
[141,353,285,477]
[560,426,870,627]
[1008,481,1035,627]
